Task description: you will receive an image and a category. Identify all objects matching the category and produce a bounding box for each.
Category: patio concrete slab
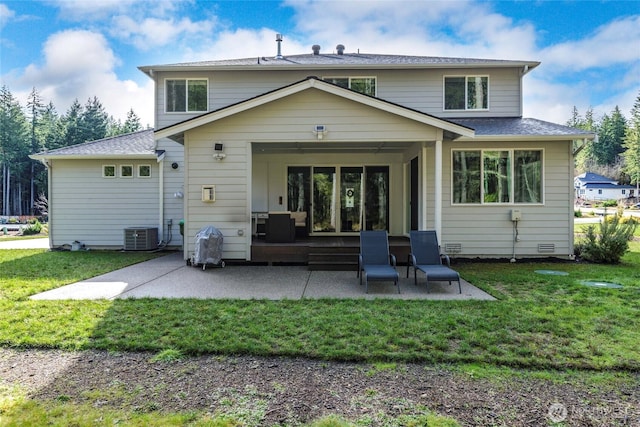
[30,252,495,301]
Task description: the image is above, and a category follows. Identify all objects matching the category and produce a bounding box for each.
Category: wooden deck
[251,236,410,270]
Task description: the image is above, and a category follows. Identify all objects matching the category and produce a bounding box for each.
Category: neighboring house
[32,39,594,259]
[574,172,636,202]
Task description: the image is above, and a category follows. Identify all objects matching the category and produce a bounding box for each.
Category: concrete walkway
[29,252,495,301]
[0,237,49,249]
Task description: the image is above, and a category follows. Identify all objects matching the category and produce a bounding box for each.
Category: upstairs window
[166,79,208,112]
[444,76,488,110]
[324,77,376,96]
[452,149,543,204]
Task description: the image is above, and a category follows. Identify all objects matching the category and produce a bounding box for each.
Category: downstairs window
[453,150,543,204]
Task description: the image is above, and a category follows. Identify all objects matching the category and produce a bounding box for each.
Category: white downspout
[434,138,443,238]
[43,159,53,248]
[159,157,164,243]
[568,141,575,259]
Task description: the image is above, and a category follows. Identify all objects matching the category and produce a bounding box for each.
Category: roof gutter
[29,154,158,161]
[457,133,596,142]
[138,61,541,74]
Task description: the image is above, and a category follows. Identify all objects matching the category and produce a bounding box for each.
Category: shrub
[575,213,637,263]
[21,219,42,236]
[602,199,618,207]
[605,214,637,225]
[574,210,583,218]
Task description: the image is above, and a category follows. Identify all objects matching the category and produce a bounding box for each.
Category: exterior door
[364,166,389,231]
[410,157,419,230]
[340,167,363,232]
[312,167,337,232]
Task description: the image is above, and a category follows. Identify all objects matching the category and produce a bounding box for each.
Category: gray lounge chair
[358,230,400,294]
[406,230,461,293]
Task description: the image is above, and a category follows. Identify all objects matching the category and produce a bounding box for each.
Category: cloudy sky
[1,0,638,127]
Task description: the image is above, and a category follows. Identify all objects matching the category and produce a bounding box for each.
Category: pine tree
[81,96,108,142]
[622,92,640,199]
[26,88,46,214]
[596,106,627,166]
[123,109,142,133]
[63,99,84,146]
[0,86,28,215]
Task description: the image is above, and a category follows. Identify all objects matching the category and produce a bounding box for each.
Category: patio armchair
[290,211,308,238]
[406,230,461,293]
[358,230,400,294]
[265,212,296,243]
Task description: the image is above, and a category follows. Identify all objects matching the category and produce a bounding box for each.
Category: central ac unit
[124,227,158,251]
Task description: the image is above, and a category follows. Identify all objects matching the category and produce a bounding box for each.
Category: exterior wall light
[213,142,226,160]
[313,125,327,140]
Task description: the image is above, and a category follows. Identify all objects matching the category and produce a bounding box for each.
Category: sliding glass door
[313,167,337,232]
[364,166,389,231]
[340,167,363,232]
[288,165,389,234]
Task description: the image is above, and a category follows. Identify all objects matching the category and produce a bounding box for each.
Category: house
[31,37,594,260]
[574,172,636,202]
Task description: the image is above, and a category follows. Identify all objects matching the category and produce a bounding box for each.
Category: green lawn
[1,239,639,426]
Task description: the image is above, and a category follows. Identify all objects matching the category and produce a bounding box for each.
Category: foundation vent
[444,243,462,254]
[537,243,555,253]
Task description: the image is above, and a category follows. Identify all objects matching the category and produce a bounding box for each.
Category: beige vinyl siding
[183,89,439,260]
[49,159,160,249]
[439,140,572,258]
[155,67,524,128]
[184,134,249,260]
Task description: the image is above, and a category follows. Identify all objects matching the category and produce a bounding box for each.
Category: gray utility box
[124,227,158,250]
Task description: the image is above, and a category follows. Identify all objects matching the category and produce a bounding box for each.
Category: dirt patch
[1,349,637,426]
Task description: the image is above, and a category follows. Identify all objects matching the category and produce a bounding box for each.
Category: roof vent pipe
[275,33,283,59]
[312,44,321,55]
[336,44,345,55]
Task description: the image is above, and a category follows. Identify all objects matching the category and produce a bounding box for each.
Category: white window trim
[138,164,152,178]
[164,78,209,113]
[102,164,116,178]
[443,75,490,111]
[451,148,545,205]
[322,76,377,96]
[120,164,134,179]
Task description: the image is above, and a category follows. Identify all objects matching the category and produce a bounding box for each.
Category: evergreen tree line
[569,90,640,191]
[0,86,145,216]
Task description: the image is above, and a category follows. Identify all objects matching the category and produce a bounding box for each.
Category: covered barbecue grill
[190,226,225,270]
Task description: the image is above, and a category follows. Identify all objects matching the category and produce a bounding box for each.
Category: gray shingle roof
[583,183,634,189]
[449,118,594,138]
[31,129,155,158]
[139,53,539,74]
[575,172,615,183]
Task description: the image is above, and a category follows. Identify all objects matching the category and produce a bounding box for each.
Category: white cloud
[285,0,537,60]
[46,0,144,21]
[540,16,640,72]
[188,28,309,62]
[110,15,215,50]
[8,29,153,126]
[0,3,15,29]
